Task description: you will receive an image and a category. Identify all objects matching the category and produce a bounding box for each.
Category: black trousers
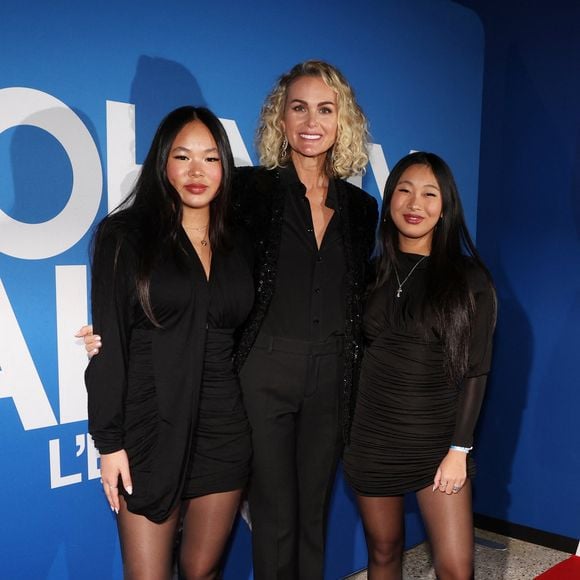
[240,334,344,580]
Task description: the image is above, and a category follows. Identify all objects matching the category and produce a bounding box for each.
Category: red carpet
[535,556,580,579]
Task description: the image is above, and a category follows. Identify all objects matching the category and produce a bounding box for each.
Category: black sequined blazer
[232,165,378,439]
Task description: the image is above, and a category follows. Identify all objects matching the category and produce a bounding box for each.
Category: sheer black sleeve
[452,375,487,447]
[451,267,496,447]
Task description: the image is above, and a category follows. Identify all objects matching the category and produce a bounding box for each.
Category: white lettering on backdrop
[0,88,102,259]
[0,87,391,488]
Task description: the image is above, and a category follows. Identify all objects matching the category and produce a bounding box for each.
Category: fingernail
[126,486,133,495]
[114,507,119,515]
[110,505,115,512]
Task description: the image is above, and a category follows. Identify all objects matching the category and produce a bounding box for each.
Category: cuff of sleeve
[90,433,124,455]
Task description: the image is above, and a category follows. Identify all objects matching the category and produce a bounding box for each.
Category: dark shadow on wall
[471,193,534,577]
[130,55,207,164]
[517,96,580,540]
[573,128,580,241]
[472,267,532,511]
[451,0,580,546]
[3,126,72,224]
[3,104,102,261]
[455,0,580,538]
[472,41,549,541]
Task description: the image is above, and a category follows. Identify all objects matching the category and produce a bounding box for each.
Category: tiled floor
[345,528,572,579]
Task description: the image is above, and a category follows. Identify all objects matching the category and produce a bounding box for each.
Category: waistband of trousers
[253,333,344,355]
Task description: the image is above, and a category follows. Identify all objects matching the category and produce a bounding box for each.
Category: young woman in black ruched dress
[85,107,252,579]
[343,152,496,580]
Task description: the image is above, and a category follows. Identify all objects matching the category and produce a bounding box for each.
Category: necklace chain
[183,224,209,246]
[394,256,427,298]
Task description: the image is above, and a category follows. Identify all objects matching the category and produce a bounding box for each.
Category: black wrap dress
[343,252,495,496]
[86,223,253,522]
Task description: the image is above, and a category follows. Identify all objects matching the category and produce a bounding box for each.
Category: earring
[280,136,288,159]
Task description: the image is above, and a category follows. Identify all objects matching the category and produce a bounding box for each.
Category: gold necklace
[183,224,209,247]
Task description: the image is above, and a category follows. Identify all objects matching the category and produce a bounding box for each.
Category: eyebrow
[289,98,336,107]
[171,145,219,154]
[398,179,440,191]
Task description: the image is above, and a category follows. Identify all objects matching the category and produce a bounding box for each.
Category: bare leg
[116,496,180,580]
[416,481,474,580]
[356,495,405,580]
[179,490,243,580]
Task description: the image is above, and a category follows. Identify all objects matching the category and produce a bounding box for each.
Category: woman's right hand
[75,324,102,357]
[100,449,133,514]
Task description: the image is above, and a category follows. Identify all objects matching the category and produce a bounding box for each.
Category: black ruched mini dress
[343,252,495,496]
[183,245,253,498]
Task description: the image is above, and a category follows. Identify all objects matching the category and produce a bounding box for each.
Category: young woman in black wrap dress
[84,107,252,579]
[343,152,496,580]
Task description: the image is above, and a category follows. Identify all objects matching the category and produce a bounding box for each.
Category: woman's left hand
[432,449,467,495]
[75,324,101,357]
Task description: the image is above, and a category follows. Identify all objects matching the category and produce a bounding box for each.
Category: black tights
[116,489,242,580]
[357,482,474,580]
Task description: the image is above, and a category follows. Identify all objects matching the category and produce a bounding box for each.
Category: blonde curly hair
[256,60,370,178]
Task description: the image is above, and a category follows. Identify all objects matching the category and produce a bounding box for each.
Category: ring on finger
[452,485,461,493]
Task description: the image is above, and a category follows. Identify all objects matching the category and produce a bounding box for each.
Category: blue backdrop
[459,0,580,545]
[0,1,484,577]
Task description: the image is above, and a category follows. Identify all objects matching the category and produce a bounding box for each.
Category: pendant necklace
[394,255,427,298]
[183,224,209,247]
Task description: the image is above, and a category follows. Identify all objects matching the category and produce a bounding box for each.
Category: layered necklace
[394,255,427,298]
[183,223,209,247]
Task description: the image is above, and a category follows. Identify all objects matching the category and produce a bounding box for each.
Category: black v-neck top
[85,219,253,521]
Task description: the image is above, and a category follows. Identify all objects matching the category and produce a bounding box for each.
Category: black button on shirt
[261,164,347,341]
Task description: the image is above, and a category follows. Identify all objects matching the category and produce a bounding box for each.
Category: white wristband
[450,445,472,453]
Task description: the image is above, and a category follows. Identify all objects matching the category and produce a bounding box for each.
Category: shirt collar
[279,161,338,210]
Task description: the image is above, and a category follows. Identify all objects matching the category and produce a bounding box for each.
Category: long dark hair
[92,106,234,325]
[375,152,494,383]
